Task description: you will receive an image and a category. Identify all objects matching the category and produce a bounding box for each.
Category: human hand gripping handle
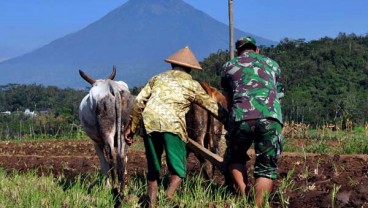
[124,124,134,146]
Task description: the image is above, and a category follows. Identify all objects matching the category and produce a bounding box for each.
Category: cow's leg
[105,140,117,190]
[116,140,127,193]
[104,143,112,177]
[93,142,110,177]
[124,155,128,175]
[196,127,213,179]
[209,117,218,153]
[206,117,224,179]
[120,153,128,193]
[88,142,110,192]
[202,133,214,179]
[105,138,123,207]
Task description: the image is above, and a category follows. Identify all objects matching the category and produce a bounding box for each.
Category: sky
[0,0,367,62]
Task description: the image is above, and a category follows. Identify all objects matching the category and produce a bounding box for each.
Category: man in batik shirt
[221,36,284,207]
[124,46,227,207]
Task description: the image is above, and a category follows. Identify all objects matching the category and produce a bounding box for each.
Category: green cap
[235,36,257,49]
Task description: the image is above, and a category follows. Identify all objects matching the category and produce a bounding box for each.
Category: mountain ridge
[0,0,277,88]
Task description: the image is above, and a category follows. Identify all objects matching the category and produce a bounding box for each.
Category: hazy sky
[1,0,367,61]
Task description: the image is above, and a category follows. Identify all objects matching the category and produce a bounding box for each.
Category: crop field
[0,132,367,208]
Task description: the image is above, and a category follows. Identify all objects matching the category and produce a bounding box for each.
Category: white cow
[79,66,135,193]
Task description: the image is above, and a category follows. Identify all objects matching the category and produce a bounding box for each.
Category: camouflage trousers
[223,118,283,179]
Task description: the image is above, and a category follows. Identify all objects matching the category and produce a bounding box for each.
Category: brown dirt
[0,140,367,207]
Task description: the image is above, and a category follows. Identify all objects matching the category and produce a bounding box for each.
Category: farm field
[0,139,367,207]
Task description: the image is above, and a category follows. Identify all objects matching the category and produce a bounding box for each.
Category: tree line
[0,33,367,139]
[193,33,368,127]
[0,84,86,139]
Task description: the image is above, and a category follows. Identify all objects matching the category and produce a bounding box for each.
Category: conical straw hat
[165,46,202,70]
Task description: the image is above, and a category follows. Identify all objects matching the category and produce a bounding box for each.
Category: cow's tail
[112,85,123,157]
[112,83,126,191]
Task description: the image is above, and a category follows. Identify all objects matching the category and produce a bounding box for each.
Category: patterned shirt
[221,51,284,124]
[130,67,228,142]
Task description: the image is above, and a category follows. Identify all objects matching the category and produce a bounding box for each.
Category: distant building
[24,109,37,117]
[0,111,11,115]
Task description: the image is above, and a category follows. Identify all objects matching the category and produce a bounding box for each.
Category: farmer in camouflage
[221,36,284,207]
[124,46,228,207]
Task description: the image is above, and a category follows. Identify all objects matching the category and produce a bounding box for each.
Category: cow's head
[79,66,117,86]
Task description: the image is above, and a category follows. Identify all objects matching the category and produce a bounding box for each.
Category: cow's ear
[108,66,117,80]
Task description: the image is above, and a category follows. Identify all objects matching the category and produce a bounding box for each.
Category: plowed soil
[0,140,367,207]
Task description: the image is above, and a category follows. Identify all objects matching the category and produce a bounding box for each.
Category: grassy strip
[0,168,267,208]
[0,169,115,208]
[283,132,368,154]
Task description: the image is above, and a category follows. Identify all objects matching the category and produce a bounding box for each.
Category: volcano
[0,0,276,88]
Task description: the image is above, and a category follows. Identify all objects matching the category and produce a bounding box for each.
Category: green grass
[0,168,266,208]
[282,126,368,154]
[1,168,311,208]
[0,169,115,208]
[273,167,296,208]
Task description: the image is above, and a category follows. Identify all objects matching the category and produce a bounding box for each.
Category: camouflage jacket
[130,67,228,142]
[221,51,284,124]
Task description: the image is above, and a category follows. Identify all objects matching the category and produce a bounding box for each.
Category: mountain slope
[0,0,276,88]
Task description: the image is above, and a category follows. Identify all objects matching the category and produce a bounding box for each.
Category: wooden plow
[187,138,224,170]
